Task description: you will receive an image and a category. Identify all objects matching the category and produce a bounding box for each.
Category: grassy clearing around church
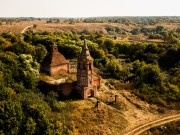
[47,98,127,134]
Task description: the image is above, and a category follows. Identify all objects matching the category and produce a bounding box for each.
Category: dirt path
[123,114,180,135]
[21,25,32,33]
[120,90,180,135]
[99,82,180,135]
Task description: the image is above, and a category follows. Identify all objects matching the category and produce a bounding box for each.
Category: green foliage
[19,54,40,90]
[149,33,163,39]
[132,60,180,105]
[131,28,140,35]
[0,36,7,46]
[0,100,23,134]
[8,92,61,135]
[33,24,37,28]
[106,59,122,78]
[24,104,51,135]
[134,63,163,85]
[155,26,164,33]
[12,41,35,55]
[58,43,81,59]
[34,44,47,62]
[104,39,115,53]
[0,87,16,101]
[24,34,32,43]
[22,117,36,135]
[93,49,105,59]
[170,68,180,88]
[159,46,180,69]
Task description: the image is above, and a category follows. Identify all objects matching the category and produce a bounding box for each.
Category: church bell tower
[76,39,97,99]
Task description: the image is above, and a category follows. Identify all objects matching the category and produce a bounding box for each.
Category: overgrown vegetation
[0,17,180,134]
[0,30,128,134]
[22,30,180,106]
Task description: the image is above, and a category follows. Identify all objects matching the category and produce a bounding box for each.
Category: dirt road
[100,84,180,135]
[123,114,180,135]
[21,25,32,33]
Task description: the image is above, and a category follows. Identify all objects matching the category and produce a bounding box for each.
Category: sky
[0,0,180,17]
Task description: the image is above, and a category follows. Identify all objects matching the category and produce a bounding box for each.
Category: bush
[33,24,37,28]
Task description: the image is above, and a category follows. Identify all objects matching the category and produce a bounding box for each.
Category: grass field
[0,20,179,34]
[0,20,133,33]
[1,20,179,44]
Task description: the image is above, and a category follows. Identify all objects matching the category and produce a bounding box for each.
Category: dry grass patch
[50,98,127,134]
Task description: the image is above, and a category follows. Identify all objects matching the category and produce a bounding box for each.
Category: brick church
[76,39,101,99]
[41,43,69,76]
[40,39,101,99]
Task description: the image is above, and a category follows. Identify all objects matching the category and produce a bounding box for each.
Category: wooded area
[0,17,180,134]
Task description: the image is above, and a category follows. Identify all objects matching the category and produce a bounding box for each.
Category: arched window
[83,62,86,70]
[89,63,91,70]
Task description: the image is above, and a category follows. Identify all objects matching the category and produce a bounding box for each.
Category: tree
[21,117,36,135]
[19,54,40,90]
[0,100,23,134]
[12,41,36,55]
[133,62,164,86]
[115,27,121,33]
[131,28,140,35]
[106,59,122,78]
[104,39,115,54]
[0,87,16,101]
[94,49,105,59]
[11,35,18,43]
[33,24,37,28]
[24,104,51,135]
[57,44,81,59]
[46,19,53,23]
[155,26,164,33]
[24,34,32,43]
[35,44,47,62]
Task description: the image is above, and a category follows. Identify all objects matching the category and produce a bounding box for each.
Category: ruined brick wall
[75,86,97,99]
[59,83,75,97]
[41,81,76,98]
[93,75,102,88]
